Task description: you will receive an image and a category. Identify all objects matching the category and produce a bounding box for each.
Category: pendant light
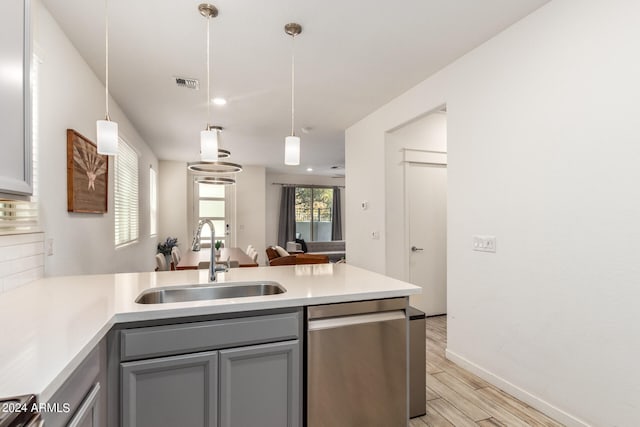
[284,23,302,166]
[187,4,242,180]
[199,3,218,161]
[96,0,118,155]
[194,176,236,186]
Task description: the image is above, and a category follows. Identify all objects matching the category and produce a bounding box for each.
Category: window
[0,200,39,234]
[114,139,139,246]
[195,182,229,247]
[149,166,157,236]
[295,187,333,241]
[0,52,40,235]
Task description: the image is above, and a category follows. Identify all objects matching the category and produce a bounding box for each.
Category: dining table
[175,247,258,270]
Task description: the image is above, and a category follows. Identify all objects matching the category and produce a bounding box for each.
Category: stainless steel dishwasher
[306,298,408,427]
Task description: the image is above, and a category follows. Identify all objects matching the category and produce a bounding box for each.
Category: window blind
[114,138,139,246]
[0,200,39,234]
[149,166,157,236]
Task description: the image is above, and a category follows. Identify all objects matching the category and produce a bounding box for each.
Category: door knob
[411,246,424,252]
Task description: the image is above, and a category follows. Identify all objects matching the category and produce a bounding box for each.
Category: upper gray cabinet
[0,0,32,198]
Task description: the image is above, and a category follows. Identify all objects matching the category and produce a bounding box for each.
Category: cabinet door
[67,383,101,427]
[219,340,300,427]
[42,340,105,427]
[121,351,217,427]
[0,0,32,197]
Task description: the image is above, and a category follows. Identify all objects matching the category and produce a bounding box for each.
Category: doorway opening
[385,107,447,316]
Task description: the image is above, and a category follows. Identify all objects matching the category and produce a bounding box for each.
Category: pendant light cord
[206,15,211,128]
[104,0,110,120]
[291,34,295,136]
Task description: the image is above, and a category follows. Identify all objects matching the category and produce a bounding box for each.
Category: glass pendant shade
[284,135,300,165]
[201,129,219,161]
[96,119,118,155]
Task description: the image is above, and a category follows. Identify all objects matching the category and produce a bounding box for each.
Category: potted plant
[157,237,178,268]
[214,240,223,256]
[157,237,178,256]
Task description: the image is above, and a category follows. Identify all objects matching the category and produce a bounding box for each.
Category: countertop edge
[0,264,421,401]
[37,287,420,402]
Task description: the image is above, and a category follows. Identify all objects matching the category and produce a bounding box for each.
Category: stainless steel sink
[135,281,286,304]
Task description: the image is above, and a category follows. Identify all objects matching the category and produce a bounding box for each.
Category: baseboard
[445,349,591,427]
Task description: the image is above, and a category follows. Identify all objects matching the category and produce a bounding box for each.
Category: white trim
[402,148,447,165]
[445,349,592,427]
[402,158,410,281]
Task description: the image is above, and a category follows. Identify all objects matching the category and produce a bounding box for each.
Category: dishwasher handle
[307,298,407,320]
[308,310,405,331]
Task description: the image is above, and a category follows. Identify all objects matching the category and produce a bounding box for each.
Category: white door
[407,162,447,316]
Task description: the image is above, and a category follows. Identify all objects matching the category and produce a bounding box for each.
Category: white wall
[265,172,346,255]
[235,166,266,264]
[346,0,640,426]
[158,161,189,250]
[34,1,158,276]
[385,112,447,281]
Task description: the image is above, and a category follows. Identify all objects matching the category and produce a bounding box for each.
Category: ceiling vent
[174,77,200,90]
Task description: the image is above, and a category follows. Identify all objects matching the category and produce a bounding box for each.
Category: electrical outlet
[473,235,496,253]
[46,238,54,256]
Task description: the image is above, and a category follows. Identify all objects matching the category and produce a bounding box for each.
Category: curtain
[277,186,296,247]
[331,187,343,240]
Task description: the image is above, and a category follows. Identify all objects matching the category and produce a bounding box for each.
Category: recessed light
[212,97,227,106]
[306,167,313,172]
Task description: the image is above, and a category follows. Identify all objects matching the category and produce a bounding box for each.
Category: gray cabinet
[0,0,32,198]
[112,309,302,427]
[121,351,218,427]
[43,339,107,427]
[219,341,300,427]
[66,383,101,427]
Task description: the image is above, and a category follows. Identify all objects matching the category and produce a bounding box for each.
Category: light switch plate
[473,235,496,253]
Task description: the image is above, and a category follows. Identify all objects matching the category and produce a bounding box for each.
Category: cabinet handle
[308,310,405,331]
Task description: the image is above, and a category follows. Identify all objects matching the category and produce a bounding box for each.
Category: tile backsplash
[0,233,44,293]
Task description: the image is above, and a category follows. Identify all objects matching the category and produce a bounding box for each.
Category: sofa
[265,246,329,266]
[286,240,345,263]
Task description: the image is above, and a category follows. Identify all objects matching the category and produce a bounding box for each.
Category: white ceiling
[39,0,549,175]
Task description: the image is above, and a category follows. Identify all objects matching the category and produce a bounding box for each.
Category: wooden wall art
[67,129,108,213]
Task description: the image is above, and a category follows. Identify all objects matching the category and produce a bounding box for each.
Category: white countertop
[0,263,419,402]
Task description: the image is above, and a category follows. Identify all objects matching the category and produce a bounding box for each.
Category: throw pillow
[274,245,290,257]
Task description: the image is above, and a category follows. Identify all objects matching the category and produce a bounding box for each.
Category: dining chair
[155,253,167,271]
[171,246,181,261]
[171,249,180,270]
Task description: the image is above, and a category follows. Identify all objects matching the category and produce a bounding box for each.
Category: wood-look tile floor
[410,316,565,427]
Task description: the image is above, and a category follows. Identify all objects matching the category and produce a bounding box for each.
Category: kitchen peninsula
[0,263,420,426]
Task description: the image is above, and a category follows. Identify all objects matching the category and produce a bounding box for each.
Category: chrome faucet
[191,219,226,282]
